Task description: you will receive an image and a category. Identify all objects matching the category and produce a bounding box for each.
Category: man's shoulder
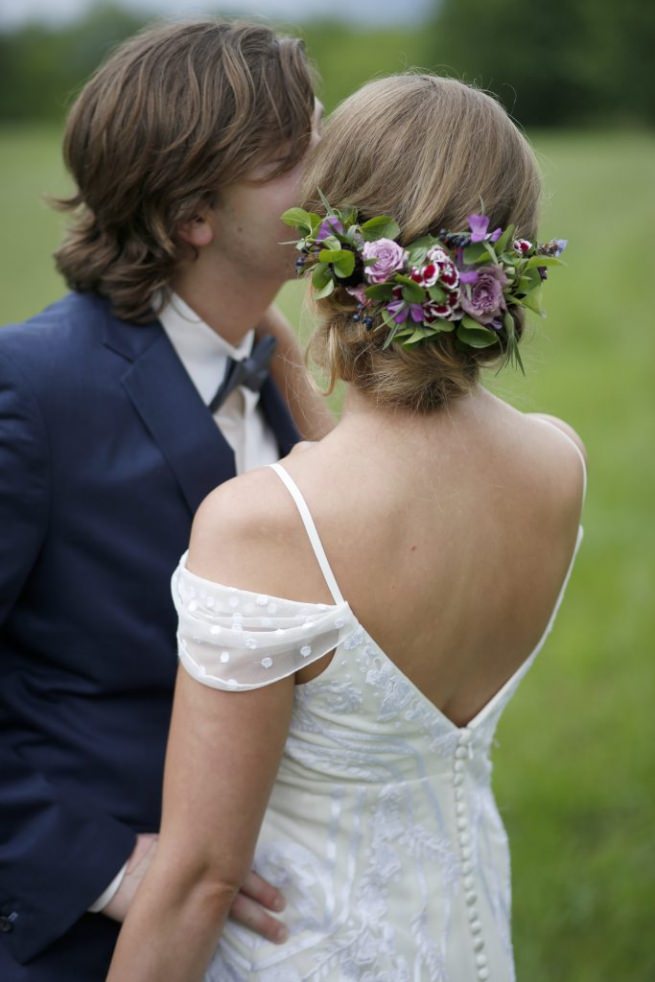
[0,292,156,387]
[0,292,109,353]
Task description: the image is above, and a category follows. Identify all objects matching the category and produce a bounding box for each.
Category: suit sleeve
[0,347,136,964]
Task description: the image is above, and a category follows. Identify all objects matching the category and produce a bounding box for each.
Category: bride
[108,73,586,981]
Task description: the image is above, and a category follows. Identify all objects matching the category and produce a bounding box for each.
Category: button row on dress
[452,728,489,982]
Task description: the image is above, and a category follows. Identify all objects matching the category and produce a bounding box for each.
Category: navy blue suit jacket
[0,292,299,979]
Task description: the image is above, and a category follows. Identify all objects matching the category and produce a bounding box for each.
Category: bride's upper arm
[157,663,295,892]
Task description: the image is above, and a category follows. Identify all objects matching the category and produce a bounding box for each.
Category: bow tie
[209,334,277,414]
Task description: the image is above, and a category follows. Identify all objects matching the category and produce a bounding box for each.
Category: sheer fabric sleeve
[171,552,357,691]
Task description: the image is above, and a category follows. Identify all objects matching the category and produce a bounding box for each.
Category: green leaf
[365,284,394,301]
[333,252,356,278]
[401,282,425,304]
[317,188,334,215]
[382,324,401,349]
[402,328,433,345]
[406,235,438,266]
[317,248,355,279]
[281,207,316,232]
[360,215,401,241]
[481,241,498,264]
[427,286,446,302]
[456,318,499,349]
[312,262,332,290]
[318,248,347,264]
[462,244,487,265]
[313,278,334,300]
[522,255,562,270]
[519,287,544,315]
[493,225,515,255]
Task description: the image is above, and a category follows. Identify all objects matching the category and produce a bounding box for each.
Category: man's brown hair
[54,20,316,322]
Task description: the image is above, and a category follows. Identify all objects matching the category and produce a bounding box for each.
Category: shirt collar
[158,292,255,406]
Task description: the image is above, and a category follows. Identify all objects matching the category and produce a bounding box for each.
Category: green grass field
[1,125,653,980]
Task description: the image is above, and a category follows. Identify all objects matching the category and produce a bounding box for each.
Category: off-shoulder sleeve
[171,552,357,691]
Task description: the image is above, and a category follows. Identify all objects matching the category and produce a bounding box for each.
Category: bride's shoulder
[522,411,588,521]
[525,411,587,464]
[186,465,305,592]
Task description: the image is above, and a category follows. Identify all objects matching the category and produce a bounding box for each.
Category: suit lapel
[100,298,300,514]
[101,304,236,515]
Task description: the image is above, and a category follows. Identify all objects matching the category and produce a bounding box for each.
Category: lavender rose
[459,264,508,324]
[362,238,407,284]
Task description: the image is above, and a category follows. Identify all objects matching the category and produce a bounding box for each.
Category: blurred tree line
[0,0,652,127]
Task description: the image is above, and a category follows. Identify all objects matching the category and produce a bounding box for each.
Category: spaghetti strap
[530,415,588,503]
[268,462,345,606]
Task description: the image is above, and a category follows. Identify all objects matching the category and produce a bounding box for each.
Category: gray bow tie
[209,334,277,414]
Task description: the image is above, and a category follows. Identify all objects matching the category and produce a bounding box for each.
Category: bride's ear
[177,212,214,249]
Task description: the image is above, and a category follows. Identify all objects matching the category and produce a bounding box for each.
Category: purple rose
[362,238,407,283]
[316,216,345,241]
[460,264,508,324]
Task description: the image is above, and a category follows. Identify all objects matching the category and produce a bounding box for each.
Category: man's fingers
[239,869,285,912]
[228,891,288,944]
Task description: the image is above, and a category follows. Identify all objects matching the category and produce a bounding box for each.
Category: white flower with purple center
[513,238,533,255]
[362,238,407,284]
[410,262,440,287]
[423,290,461,323]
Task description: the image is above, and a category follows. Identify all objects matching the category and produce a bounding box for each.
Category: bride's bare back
[189,385,586,728]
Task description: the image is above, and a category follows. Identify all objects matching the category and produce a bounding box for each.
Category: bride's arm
[257,303,336,440]
[107,665,294,981]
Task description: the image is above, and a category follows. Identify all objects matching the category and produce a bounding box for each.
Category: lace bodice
[173,439,586,981]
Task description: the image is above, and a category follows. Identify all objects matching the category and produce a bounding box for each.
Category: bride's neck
[336,383,495,441]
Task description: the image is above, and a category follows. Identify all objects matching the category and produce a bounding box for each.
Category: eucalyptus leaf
[313,278,335,300]
[456,319,499,349]
[360,215,401,241]
[318,249,348,264]
[403,328,433,345]
[519,288,544,315]
[281,207,315,231]
[312,262,332,290]
[523,255,562,270]
[333,252,356,278]
[462,244,486,265]
[365,284,394,300]
[402,282,425,304]
[493,225,514,255]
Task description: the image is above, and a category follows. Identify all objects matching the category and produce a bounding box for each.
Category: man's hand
[103,834,287,943]
[257,304,335,441]
[102,833,158,923]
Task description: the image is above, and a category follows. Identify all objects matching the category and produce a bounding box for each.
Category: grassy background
[1,125,653,980]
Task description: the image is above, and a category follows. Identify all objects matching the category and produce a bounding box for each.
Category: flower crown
[282,193,566,372]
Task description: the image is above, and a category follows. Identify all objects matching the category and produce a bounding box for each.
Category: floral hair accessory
[282,193,566,372]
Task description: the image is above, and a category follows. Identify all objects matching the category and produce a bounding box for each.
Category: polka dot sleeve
[171,552,357,691]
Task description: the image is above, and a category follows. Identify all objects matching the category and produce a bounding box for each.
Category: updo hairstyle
[300,74,542,411]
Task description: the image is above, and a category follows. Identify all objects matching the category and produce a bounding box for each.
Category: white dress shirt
[159,291,281,473]
[89,293,281,913]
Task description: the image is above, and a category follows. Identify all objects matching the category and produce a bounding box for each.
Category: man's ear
[177,213,214,249]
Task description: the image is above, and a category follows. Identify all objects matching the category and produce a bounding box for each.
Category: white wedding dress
[172,440,585,981]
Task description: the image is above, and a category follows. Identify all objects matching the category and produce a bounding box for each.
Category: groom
[0,19,329,981]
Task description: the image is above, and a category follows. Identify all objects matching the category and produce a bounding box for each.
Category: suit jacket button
[0,914,14,932]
